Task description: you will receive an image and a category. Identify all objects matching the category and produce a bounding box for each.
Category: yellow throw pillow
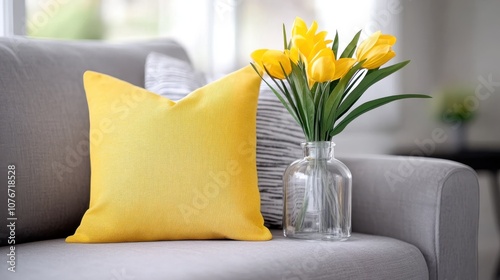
[66,66,272,243]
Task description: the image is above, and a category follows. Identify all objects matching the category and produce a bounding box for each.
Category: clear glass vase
[283,141,352,241]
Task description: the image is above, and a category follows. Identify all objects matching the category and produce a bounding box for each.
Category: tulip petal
[293,35,313,60]
[308,41,328,61]
[251,49,268,69]
[292,17,307,37]
[261,49,292,79]
[308,48,335,83]
[307,21,319,38]
[363,47,396,69]
[285,46,299,64]
[333,58,356,80]
[379,34,397,45]
[314,31,329,43]
[365,45,391,58]
[356,31,397,69]
[251,49,268,60]
[356,31,381,61]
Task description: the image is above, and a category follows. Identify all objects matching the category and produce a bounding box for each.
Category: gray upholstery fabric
[0,231,428,280]
[0,37,191,244]
[341,155,479,280]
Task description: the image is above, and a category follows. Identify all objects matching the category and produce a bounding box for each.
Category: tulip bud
[356,31,396,69]
[251,49,292,80]
[307,48,336,86]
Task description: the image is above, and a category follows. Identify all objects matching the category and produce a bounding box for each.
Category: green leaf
[312,82,322,108]
[321,62,365,137]
[340,30,362,58]
[250,63,301,125]
[330,94,431,136]
[343,68,366,99]
[337,60,411,119]
[289,63,315,141]
[283,24,288,50]
[332,31,339,60]
[278,79,305,130]
[315,86,327,140]
[327,79,339,97]
[281,64,310,133]
[310,83,317,102]
[285,71,308,135]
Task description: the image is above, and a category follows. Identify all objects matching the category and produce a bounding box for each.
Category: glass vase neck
[301,141,335,159]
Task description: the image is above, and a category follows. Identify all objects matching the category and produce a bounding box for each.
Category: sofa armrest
[340,155,479,280]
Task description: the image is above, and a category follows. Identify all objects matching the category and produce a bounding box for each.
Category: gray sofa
[0,37,479,280]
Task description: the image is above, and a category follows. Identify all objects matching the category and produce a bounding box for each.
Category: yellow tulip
[285,46,299,65]
[333,58,356,81]
[291,17,308,38]
[307,48,336,87]
[291,17,332,63]
[356,31,396,69]
[251,49,292,79]
[306,48,356,87]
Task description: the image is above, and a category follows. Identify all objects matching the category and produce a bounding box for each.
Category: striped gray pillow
[253,84,305,227]
[145,52,206,99]
[144,52,304,228]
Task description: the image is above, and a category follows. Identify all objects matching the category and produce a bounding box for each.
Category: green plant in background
[434,86,476,124]
[28,0,104,40]
[251,17,431,142]
[433,85,476,151]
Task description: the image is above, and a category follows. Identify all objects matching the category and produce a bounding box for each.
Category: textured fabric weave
[66,67,271,242]
[1,231,428,280]
[145,53,305,228]
[343,155,479,280]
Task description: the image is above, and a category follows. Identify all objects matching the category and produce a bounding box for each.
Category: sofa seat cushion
[1,231,428,280]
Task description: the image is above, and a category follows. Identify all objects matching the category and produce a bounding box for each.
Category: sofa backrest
[0,37,191,245]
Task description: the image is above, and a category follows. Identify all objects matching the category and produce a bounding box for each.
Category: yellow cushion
[66,66,272,243]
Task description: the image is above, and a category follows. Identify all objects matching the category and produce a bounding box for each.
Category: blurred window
[25,0,382,74]
[1,0,24,36]
[24,0,401,131]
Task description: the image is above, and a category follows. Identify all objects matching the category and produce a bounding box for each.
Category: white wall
[469,0,500,149]
[396,0,500,152]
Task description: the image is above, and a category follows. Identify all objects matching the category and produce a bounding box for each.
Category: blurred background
[3,0,500,278]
